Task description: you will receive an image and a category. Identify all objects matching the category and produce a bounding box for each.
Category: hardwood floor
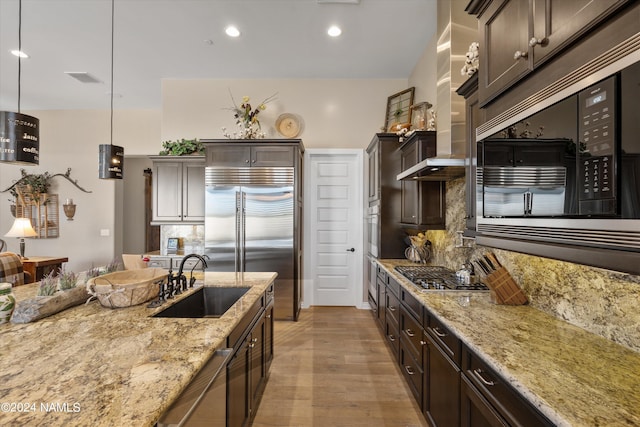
[252,306,428,427]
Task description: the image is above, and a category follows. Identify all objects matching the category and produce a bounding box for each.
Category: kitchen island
[0,271,276,426]
[377,259,640,427]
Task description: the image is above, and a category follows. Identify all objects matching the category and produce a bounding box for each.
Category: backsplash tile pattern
[159,225,204,255]
[425,178,640,352]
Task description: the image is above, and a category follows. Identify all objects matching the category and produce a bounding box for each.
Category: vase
[0,282,16,324]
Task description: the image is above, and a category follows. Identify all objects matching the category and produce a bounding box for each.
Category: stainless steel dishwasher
[156,348,232,427]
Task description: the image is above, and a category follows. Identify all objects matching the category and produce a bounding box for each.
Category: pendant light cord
[17,0,22,113]
[110,0,114,146]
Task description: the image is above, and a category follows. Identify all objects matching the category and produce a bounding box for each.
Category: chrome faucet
[176,254,208,291]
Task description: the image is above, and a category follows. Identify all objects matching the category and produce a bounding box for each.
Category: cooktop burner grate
[394,265,489,291]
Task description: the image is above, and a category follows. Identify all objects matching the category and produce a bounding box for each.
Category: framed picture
[167,237,179,253]
[385,87,415,132]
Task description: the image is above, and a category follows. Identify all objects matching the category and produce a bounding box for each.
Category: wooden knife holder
[484,267,528,305]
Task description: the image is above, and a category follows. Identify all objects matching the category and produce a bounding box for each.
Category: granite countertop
[378,259,640,427]
[0,271,276,426]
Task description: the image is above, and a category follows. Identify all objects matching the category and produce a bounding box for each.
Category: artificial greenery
[159,138,204,156]
[9,170,52,202]
[37,271,58,296]
[58,268,78,291]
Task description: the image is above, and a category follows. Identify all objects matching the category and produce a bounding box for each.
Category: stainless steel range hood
[397,155,465,181]
[398,0,476,182]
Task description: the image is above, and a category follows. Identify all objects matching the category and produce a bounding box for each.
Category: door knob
[346,248,355,252]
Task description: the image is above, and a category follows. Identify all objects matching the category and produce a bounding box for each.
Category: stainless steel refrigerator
[204,167,299,320]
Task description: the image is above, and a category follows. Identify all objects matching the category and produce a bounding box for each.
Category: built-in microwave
[475,46,640,275]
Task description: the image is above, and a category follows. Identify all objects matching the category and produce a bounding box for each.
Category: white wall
[409,36,438,108]
[161,79,409,148]
[0,109,159,272]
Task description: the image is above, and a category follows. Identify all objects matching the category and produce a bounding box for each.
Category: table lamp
[5,217,37,259]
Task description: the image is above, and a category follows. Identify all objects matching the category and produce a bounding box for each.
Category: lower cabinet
[227,286,273,427]
[373,266,551,427]
[461,346,553,427]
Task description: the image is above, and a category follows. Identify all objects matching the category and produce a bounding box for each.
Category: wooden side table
[22,256,69,283]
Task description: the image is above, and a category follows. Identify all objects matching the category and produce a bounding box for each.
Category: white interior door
[305,150,362,307]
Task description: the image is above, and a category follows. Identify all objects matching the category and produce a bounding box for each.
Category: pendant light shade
[99,143,124,179]
[99,0,124,179]
[0,111,39,165]
[0,0,39,166]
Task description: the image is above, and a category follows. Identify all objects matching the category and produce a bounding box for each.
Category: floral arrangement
[461,42,479,77]
[222,92,278,139]
[159,138,203,156]
[58,268,78,291]
[37,271,58,296]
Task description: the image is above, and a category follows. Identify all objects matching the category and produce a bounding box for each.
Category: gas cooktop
[394,265,489,291]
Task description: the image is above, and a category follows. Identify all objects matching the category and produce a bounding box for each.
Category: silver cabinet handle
[473,368,496,386]
[420,340,427,346]
[388,305,396,312]
[266,314,272,319]
[529,37,548,47]
[245,159,250,163]
[252,337,258,343]
[405,328,415,337]
[514,50,528,60]
[389,334,396,342]
[431,326,447,338]
[404,366,415,376]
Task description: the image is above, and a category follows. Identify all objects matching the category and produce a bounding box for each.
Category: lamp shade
[5,217,37,238]
[0,111,39,165]
[99,144,124,179]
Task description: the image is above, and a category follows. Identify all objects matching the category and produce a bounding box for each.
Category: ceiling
[0,0,437,111]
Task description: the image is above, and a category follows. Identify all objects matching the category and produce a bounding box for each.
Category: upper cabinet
[150,156,205,224]
[397,131,445,229]
[206,144,295,167]
[474,0,630,106]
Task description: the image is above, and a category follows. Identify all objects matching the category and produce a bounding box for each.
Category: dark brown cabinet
[456,73,481,236]
[385,280,401,361]
[473,0,630,106]
[226,287,273,427]
[461,346,553,427]
[423,312,462,427]
[398,131,446,229]
[366,133,406,258]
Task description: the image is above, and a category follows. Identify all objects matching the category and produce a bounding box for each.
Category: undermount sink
[153,286,249,318]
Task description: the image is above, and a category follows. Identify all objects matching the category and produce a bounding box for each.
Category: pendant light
[0,0,40,165]
[99,0,124,179]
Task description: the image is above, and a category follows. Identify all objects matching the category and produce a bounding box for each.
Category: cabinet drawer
[386,288,400,324]
[400,305,425,362]
[385,315,400,361]
[401,287,423,324]
[146,258,170,269]
[400,339,424,406]
[386,276,400,297]
[172,257,205,270]
[227,294,264,350]
[376,264,387,282]
[462,348,553,427]
[426,313,461,366]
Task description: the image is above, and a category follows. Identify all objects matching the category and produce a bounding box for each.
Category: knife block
[484,267,528,305]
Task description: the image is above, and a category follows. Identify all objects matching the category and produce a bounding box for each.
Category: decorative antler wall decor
[1,168,92,195]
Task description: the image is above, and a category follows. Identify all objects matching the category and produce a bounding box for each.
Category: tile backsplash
[159,225,204,255]
[424,178,640,352]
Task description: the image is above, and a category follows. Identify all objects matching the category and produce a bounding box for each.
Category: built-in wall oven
[475,45,640,274]
[366,203,380,305]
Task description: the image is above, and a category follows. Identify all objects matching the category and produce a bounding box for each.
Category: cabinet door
[424,333,461,427]
[400,143,420,224]
[208,145,251,166]
[249,316,266,418]
[251,146,294,167]
[264,302,274,373]
[461,374,508,427]
[531,0,626,66]
[465,84,480,234]
[367,143,380,202]
[479,0,531,106]
[153,161,182,221]
[227,337,250,427]
[182,162,205,221]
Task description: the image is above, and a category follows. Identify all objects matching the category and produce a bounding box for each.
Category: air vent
[64,72,102,83]
[317,0,359,3]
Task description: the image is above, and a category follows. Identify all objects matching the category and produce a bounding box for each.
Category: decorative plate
[276,113,302,138]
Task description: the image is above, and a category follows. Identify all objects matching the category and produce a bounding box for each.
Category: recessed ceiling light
[327,25,342,37]
[225,26,240,37]
[10,49,29,58]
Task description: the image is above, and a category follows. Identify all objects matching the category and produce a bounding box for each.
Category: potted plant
[158,138,204,156]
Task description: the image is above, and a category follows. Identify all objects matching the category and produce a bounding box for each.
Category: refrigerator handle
[241,191,247,273]
[235,191,241,273]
